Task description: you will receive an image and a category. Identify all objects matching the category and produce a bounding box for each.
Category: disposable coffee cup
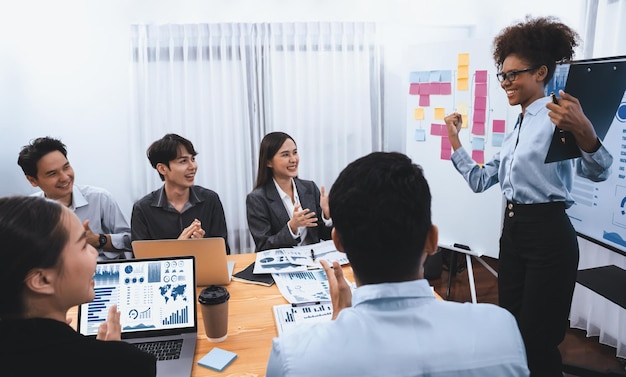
[198,285,230,342]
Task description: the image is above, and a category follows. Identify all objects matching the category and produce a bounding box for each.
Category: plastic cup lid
[198,285,230,305]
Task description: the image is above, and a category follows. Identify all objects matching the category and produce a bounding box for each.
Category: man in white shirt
[18,137,132,260]
[266,151,530,377]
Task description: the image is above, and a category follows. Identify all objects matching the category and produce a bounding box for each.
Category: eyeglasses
[496,66,539,83]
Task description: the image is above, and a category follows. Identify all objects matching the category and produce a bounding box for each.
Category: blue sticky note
[415,129,426,142]
[197,347,237,372]
[471,136,485,150]
[409,72,421,83]
[492,133,505,147]
[429,70,441,82]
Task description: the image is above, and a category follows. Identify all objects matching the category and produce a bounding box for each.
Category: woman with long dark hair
[246,132,332,252]
[0,196,156,376]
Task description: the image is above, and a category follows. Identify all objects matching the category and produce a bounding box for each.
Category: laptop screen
[78,256,197,338]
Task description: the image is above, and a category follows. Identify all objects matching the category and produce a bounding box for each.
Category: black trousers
[499,201,579,377]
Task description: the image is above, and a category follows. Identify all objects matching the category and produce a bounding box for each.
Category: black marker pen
[551,92,566,143]
[550,92,559,105]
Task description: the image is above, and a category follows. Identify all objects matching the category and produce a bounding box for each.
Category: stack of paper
[253,240,349,274]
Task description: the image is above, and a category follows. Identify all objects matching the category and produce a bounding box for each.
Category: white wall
[0,0,586,224]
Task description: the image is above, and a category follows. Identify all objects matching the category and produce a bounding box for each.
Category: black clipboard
[545,127,581,163]
[544,57,626,163]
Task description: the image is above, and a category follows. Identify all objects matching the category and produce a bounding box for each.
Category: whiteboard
[404,39,519,258]
[551,57,626,256]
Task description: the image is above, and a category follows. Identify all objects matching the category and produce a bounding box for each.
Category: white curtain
[582,0,626,58]
[258,22,382,188]
[129,22,382,253]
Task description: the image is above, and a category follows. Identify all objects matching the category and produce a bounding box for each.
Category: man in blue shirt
[18,137,132,260]
[131,133,230,254]
[266,152,529,376]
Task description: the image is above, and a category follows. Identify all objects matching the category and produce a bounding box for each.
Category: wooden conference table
[69,253,441,376]
[66,253,340,376]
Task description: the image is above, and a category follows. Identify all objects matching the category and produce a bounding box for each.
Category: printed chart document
[272,269,332,304]
[253,248,308,274]
[298,240,350,269]
[253,240,349,274]
[273,302,334,336]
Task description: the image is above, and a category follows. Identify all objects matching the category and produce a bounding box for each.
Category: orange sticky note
[434,107,445,120]
[458,53,470,66]
[457,78,469,91]
[457,65,469,79]
[414,108,425,120]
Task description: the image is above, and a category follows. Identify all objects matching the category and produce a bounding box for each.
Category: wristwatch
[98,234,107,248]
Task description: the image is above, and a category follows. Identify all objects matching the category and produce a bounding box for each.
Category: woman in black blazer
[246,132,332,252]
[0,196,156,376]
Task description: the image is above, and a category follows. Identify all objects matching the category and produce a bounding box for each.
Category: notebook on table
[132,238,233,286]
[77,256,198,377]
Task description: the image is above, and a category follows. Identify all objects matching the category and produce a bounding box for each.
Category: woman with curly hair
[444,16,613,376]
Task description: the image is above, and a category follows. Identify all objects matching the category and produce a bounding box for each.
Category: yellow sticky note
[434,107,445,120]
[457,102,469,115]
[457,65,469,79]
[457,78,469,91]
[414,108,425,120]
[461,115,469,128]
[458,53,470,66]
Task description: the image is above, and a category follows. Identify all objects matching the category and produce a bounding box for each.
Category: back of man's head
[147,133,197,181]
[17,137,68,178]
[329,152,432,284]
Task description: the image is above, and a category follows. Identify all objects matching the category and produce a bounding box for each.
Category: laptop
[132,238,233,286]
[77,256,197,377]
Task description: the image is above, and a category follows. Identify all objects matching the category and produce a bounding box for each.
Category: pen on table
[310,249,316,261]
[551,92,566,143]
[292,301,322,307]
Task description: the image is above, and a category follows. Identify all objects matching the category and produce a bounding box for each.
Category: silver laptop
[77,256,198,377]
[132,238,233,286]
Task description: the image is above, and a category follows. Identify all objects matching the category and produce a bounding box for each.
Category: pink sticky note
[421,83,431,95]
[475,70,488,83]
[430,123,446,136]
[440,82,452,95]
[492,119,506,133]
[409,83,420,95]
[440,136,452,160]
[472,149,485,164]
[473,109,486,123]
[475,83,487,97]
[474,96,486,110]
[419,95,430,107]
[472,122,485,135]
[430,82,441,95]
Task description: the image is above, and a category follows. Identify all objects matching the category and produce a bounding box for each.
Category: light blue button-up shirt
[34,184,132,258]
[266,279,529,376]
[451,96,613,208]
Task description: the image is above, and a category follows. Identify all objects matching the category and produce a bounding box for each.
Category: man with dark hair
[266,152,529,376]
[17,136,132,260]
[131,133,230,253]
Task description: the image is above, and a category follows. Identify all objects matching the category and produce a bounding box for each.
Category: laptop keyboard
[134,339,184,361]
